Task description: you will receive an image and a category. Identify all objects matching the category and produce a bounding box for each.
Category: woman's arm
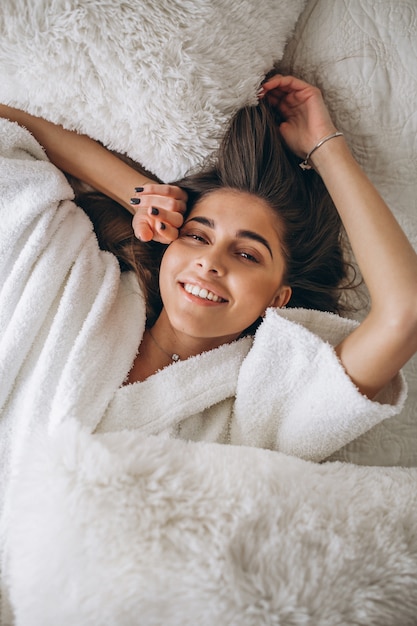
[0,105,187,243]
[261,75,417,398]
[312,133,417,398]
[0,104,153,212]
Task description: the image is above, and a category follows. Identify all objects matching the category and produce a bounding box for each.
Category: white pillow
[0,0,306,182]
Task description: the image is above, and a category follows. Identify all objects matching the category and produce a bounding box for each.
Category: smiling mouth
[183,283,227,303]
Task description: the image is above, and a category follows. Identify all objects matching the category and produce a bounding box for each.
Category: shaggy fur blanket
[7,420,417,626]
[1,1,417,624]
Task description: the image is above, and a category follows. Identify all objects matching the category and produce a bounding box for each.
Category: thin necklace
[148,329,181,362]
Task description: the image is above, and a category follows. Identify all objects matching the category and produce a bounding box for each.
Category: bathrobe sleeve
[0,119,145,432]
[231,308,407,461]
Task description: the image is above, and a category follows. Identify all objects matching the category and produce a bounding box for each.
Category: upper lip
[179,279,229,302]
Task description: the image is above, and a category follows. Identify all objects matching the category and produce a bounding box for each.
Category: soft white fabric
[280,0,417,466]
[1,0,417,622]
[0,117,410,625]
[0,117,404,464]
[98,307,405,461]
[0,0,306,182]
[6,419,417,626]
[0,0,415,467]
[0,120,144,623]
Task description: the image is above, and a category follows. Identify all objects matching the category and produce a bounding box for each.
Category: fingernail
[130,198,141,205]
[151,207,159,215]
[134,186,144,193]
[159,222,166,230]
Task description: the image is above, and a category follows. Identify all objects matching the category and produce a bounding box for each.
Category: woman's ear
[270,285,292,309]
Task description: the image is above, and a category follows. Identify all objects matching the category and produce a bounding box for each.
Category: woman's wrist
[82,151,155,216]
[113,176,155,215]
[0,104,20,121]
[307,134,351,175]
[300,132,344,170]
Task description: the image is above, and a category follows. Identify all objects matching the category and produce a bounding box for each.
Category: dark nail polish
[134,187,144,193]
[151,207,159,215]
[130,198,140,205]
[160,222,166,230]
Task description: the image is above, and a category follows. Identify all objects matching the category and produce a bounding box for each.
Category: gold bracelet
[299,131,344,170]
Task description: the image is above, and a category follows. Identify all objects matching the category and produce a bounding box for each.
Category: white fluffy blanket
[1,1,417,624]
[7,420,417,626]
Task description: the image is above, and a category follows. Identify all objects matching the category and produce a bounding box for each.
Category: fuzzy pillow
[0,0,306,182]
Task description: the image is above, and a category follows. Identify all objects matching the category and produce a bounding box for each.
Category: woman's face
[159,188,291,347]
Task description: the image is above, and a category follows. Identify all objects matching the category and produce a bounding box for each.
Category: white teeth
[184,283,222,302]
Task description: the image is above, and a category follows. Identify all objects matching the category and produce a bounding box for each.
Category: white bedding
[1,117,413,626]
[0,0,306,182]
[1,0,413,467]
[8,420,417,626]
[0,1,417,624]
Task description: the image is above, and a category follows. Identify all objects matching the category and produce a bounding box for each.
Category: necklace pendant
[171,353,180,362]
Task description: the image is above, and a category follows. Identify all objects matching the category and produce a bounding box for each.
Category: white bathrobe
[0,117,406,470]
[0,116,409,625]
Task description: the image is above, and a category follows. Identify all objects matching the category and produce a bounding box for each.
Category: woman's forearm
[311,137,417,313]
[0,105,155,214]
[311,136,417,396]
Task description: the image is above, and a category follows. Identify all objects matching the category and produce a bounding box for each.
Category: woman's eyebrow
[186,216,273,258]
[236,230,273,258]
[186,216,214,228]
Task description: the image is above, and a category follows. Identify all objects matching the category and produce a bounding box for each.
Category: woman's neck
[124,330,172,384]
[124,309,239,384]
[152,309,238,360]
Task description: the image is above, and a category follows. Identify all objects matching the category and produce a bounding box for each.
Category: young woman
[0,75,416,461]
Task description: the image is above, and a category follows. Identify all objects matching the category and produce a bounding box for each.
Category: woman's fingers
[130,183,187,242]
[131,186,187,222]
[260,74,322,113]
[132,212,180,244]
[148,205,184,228]
[132,206,184,243]
[132,217,154,242]
[258,74,337,159]
[130,194,187,216]
[133,183,188,204]
[153,219,181,244]
[261,74,311,95]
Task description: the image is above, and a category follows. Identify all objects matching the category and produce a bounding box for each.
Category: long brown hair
[76,100,356,328]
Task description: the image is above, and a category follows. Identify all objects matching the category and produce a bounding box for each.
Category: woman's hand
[259,74,337,158]
[131,184,188,244]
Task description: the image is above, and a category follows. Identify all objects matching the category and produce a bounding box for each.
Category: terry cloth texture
[0,116,411,626]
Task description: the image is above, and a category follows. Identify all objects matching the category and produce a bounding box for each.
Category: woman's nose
[196,248,226,275]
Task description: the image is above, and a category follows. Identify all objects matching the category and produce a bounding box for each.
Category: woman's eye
[238,251,259,263]
[182,231,207,243]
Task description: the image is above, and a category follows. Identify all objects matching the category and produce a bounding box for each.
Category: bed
[0,1,416,624]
